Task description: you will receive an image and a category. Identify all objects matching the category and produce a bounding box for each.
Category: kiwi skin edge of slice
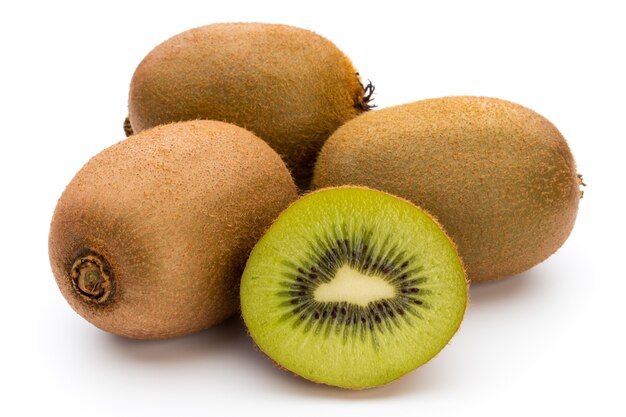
[240,186,469,390]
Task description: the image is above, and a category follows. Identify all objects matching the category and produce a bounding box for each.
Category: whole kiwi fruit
[240,187,468,389]
[126,22,373,189]
[313,96,583,282]
[49,120,298,339]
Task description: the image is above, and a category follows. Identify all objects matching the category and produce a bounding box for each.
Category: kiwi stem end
[123,117,133,137]
[70,254,114,305]
[356,74,376,112]
[577,173,586,199]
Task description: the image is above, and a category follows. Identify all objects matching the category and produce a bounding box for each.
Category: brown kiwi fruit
[126,22,374,189]
[313,96,583,282]
[49,120,298,339]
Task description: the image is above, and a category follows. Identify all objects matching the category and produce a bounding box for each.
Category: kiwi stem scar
[70,254,113,304]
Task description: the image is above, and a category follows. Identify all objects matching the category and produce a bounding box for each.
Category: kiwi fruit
[49,120,298,339]
[240,187,468,389]
[313,96,583,282]
[126,22,373,189]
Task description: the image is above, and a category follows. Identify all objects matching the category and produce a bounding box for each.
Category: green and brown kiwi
[49,120,298,339]
[313,96,583,282]
[241,187,468,389]
[126,22,374,189]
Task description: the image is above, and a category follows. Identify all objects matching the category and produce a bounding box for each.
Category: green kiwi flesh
[240,187,468,389]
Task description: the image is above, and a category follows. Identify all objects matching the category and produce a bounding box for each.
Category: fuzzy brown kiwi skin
[240,186,469,389]
[125,77,373,184]
[127,22,373,190]
[125,77,373,143]
[313,96,583,282]
[49,120,298,339]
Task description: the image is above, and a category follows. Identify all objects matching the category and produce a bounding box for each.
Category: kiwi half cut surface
[240,187,468,389]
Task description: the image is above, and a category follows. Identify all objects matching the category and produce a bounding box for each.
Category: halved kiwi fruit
[240,187,468,389]
[49,120,298,339]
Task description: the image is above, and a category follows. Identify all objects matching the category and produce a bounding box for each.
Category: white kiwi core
[313,265,396,306]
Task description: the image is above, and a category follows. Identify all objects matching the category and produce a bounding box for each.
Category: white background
[1,0,624,415]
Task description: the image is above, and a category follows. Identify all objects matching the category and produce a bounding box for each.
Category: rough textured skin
[128,22,367,189]
[313,96,582,282]
[49,120,298,339]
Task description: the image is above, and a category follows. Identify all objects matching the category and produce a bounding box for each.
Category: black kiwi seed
[278,227,429,342]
